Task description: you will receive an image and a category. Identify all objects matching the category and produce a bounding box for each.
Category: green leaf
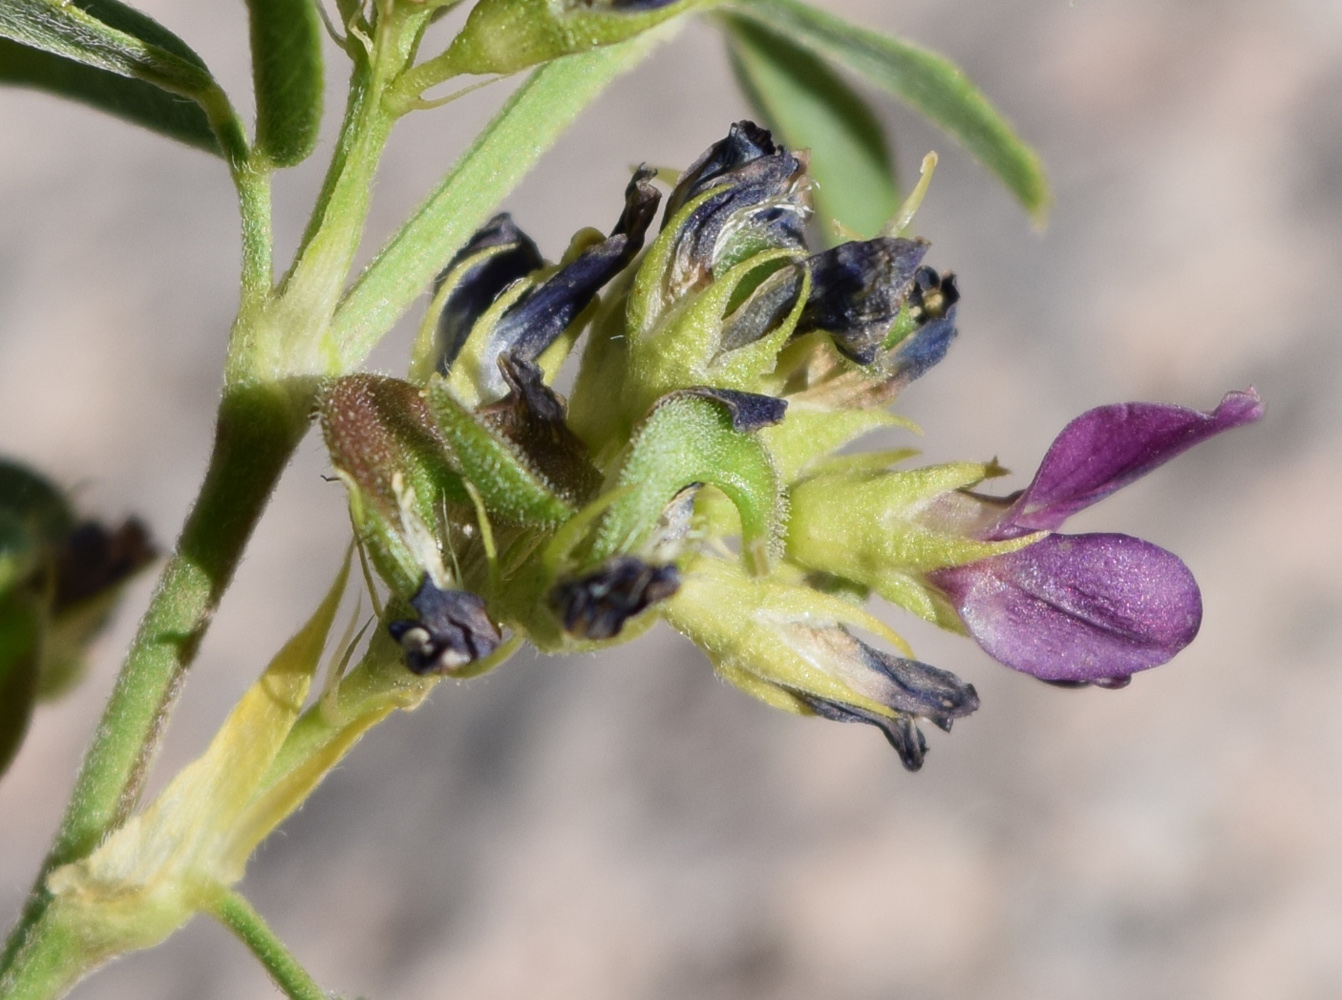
[726,0,1048,221]
[0,0,216,95]
[329,29,669,371]
[245,0,323,166]
[0,38,220,153]
[724,15,896,240]
[431,0,705,78]
[0,0,243,157]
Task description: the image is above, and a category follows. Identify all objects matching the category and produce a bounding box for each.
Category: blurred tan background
[2,0,1340,997]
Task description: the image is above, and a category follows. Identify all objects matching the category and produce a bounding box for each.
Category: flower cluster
[322,122,1262,770]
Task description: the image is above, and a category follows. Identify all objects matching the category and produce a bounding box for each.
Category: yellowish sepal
[45,555,353,955]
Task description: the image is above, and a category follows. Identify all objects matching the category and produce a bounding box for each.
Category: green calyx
[786,459,1041,625]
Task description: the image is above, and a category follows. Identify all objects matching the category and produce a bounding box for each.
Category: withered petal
[388,576,502,675]
[435,214,543,374]
[550,556,681,641]
[667,387,788,432]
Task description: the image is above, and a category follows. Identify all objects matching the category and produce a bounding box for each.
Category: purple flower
[929,390,1264,685]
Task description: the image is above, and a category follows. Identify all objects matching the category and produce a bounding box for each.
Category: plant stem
[210,891,329,1000]
[0,381,311,980]
[235,162,275,304]
[0,902,89,1000]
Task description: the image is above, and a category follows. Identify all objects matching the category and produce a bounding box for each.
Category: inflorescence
[321,122,1262,770]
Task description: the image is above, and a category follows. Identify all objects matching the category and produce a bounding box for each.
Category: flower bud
[440,0,702,77]
[321,374,467,597]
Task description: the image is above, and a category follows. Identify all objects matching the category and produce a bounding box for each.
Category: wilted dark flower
[388,576,502,675]
[795,237,929,364]
[659,120,810,297]
[550,555,681,641]
[0,460,156,776]
[435,214,543,375]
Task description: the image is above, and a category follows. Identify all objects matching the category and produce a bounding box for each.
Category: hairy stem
[211,891,329,1000]
[0,381,311,981]
[0,902,88,1000]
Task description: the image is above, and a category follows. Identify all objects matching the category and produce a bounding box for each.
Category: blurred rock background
[1,0,1339,997]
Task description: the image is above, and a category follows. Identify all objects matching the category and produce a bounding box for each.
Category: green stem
[210,891,329,1000]
[0,902,90,1000]
[0,380,311,981]
[238,7,428,382]
[234,162,275,304]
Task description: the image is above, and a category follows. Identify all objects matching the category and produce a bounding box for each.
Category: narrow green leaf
[724,15,896,240]
[726,0,1048,221]
[0,38,220,153]
[245,0,323,166]
[329,28,669,371]
[0,0,216,96]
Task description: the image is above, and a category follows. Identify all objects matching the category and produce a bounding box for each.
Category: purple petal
[930,533,1202,683]
[996,389,1263,536]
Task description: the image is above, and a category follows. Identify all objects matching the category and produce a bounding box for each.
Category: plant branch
[0,380,311,981]
[210,891,329,1000]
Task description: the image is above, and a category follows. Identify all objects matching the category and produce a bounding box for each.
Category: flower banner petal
[1000,389,1263,535]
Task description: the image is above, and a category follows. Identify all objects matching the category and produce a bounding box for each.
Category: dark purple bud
[997,389,1265,537]
[492,167,660,366]
[663,122,810,293]
[550,556,681,641]
[795,237,929,364]
[670,386,788,432]
[388,575,503,675]
[435,214,544,374]
[930,533,1202,684]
